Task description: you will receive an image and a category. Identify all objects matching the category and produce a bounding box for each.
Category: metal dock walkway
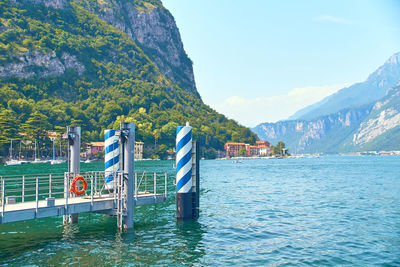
[0,171,167,224]
[0,123,200,230]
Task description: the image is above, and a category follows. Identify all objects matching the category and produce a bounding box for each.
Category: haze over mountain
[290,53,400,121]
[253,53,400,153]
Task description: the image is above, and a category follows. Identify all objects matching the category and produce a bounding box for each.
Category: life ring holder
[70,175,88,196]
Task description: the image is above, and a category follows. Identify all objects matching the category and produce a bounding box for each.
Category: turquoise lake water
[0,156,399,266]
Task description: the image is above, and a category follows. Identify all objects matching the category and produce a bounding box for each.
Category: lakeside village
[1,128,292,165]
[85,140,400,159]
[1,131,146,165]
[3,129,400,165]
[224,140,285,158]
[85,140,287,160]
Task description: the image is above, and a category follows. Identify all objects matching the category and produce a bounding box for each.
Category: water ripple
[0,156,399,265]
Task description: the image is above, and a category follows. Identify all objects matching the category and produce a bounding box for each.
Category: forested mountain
[0,0,257,159]
[290,53,400,120]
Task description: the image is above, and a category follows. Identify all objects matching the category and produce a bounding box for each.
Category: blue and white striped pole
[105,129,119,191]
[176,122,193,219]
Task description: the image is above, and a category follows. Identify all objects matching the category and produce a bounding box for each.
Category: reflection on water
[174,220,206,265]
[1,157,400,265]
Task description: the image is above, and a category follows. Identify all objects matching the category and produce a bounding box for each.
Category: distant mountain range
[290,53,400,120]
[252,53,400,153]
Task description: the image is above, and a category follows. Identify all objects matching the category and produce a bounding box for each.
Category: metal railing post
[145,174,147,193]
[1,179,5,217]
[65,173,68,215]
[22,175,25,202]
[135,172,137,199]
[91,173,93,209]
[35,177,39,214]
[154,172,156,198]
[49,174,52,198]
[114,172,117,204]
[95,172,98,195]
[98,172,102,197]
[165,172,167,198]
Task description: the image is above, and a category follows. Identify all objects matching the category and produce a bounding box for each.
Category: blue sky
[162,0,400,127]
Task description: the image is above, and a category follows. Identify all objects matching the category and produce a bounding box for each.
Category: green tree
[0,84,20,108]
[152,129,161,147]
[239,147,247,157]
[273,141,288,156]
[203,147,216,159]
[0,108,20,149]
[161,121,179,141]
[155,144,168,159]
[94,150,104,159]
[21,111,51,141]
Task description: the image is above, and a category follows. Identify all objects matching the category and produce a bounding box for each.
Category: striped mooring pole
[176,122,200,219]
[105,129,119,191]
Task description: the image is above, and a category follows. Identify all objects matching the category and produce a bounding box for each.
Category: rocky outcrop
[253,105,373,153]
[0,51,85,78]
[76,0,198,95]
[253,85,400,153]
[353,85,400,145]
[24,0,68,9]
[6,0,197,95]
[353,108,400,145]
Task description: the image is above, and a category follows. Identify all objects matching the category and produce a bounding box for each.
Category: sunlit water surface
[0,156,399,266]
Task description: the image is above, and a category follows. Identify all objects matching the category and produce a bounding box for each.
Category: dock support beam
[176,122,194,220]
[192,141,200,219]
[63,126,80,225]
[121,123,135,229]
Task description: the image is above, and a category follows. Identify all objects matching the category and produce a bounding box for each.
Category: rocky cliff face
[75,0,198,95]
[254,85,400,153]
[0,51,84,78]
[253,105,373,153]
[353,85,400,148]
[25,0,67,9]
[6,0,197,96]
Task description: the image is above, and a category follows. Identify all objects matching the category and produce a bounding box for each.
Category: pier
[0,171,167,225]
[0,123,168,229]
[0,122,199,229]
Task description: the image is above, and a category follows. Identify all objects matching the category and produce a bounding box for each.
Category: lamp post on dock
[63,126,80,224]
[120,122,135,229]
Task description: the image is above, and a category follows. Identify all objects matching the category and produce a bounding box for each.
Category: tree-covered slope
[0,0,257,159]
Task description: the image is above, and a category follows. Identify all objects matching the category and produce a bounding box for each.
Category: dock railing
[0,171,168,216]
[134,171,168,200]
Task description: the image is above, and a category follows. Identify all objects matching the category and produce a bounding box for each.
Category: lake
[0,156,399,266]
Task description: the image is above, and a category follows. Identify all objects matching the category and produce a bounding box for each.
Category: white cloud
[314,15,353,24]
[214,83,350,127]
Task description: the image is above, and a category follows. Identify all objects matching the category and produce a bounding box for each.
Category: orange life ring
[70,175,87,196]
